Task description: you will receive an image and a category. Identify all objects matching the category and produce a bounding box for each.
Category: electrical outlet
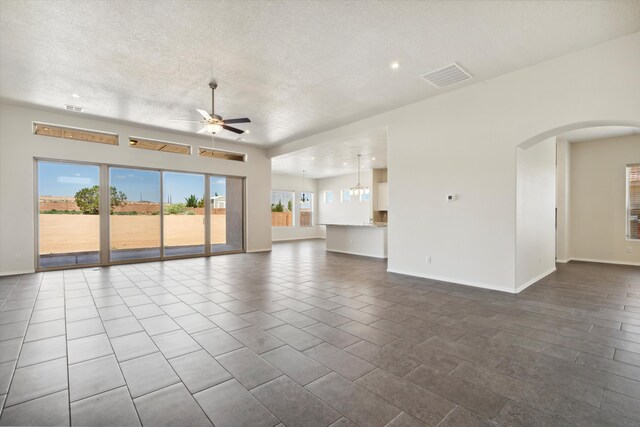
[426,255,431,264]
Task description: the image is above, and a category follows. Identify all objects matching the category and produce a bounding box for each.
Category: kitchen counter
[324,224,388,258]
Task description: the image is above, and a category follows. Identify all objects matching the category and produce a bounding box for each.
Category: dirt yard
[39,214,227,254]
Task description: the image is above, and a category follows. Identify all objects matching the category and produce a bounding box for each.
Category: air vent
[199,147,246,162]
[420,63,471,88]
[64,104,84,112]
[34,122,118,145]
[129,137,191,155]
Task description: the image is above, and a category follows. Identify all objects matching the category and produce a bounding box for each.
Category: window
[627,164,640,240]
[300,192,313,226]
[271,190,295,227]
[199,147,246,162]
[360,188,370,201]
[129,137,190,155]
[341,189,351,202]
[34,122,118,145]
[323,191,333,203]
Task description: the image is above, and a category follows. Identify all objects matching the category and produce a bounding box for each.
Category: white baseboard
[568,257,640,267]
[515,267,557,293]
[0,269,34,277]
[327,249,387,259]
[246,248,272,253]
[272,237,326,242]
[555,258,571,263]
[386,268,515,293]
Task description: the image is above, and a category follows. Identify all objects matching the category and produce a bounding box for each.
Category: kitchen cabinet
[377,182,388,211]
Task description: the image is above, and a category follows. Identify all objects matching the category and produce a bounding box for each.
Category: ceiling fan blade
[223,118,251,124]
[197,127,209,134]
[196,109,212,120]
[170,119,203,123]
[222,125,244,134]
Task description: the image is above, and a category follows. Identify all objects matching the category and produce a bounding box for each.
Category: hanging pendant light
[350,154,367,196]
[300,170,308,203]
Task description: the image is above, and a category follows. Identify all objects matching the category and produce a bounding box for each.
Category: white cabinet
[377,182,388,211]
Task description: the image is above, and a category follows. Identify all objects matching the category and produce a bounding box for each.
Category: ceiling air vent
[64,104,84,112]
[420,63,471,88]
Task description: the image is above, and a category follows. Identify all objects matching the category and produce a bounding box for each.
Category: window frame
[271,189,296,227]
[626,163,640,241]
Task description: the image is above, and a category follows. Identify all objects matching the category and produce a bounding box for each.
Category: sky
[39,162,227,204]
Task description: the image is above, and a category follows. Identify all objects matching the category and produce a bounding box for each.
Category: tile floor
[1,240,640,426]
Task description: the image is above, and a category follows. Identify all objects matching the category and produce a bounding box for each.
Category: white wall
[0,103,272,276]
[317,171,373,225]
[516,138,557,290]
[556,139,571,262]
[270,33,640,292]
[569,135,640,265]
[271,173,325,241]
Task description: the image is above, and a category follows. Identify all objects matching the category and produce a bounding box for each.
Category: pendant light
[349,154,367,196]
[300,170,308,203]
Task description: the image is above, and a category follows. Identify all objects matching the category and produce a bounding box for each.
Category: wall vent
[420,63,472,88]
[64,104,84,112]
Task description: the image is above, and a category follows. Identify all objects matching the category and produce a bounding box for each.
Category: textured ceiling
[271,129,386,179]
[0,1,638,146]
[560,126,640,143]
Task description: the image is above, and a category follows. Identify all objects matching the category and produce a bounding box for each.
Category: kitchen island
[324,224,388,258]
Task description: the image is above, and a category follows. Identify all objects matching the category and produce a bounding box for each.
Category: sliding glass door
[109,167,161,261]
[36,160,244,269]
[162,172,205,257]
[37,161,101,268]
[210,176,244,253]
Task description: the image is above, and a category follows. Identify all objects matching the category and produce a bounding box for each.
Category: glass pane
[38,161,100,268]
[163,172,205,256]
[300,192,313,226]
[211,176,244,253]
[341,189,351,202]
[109,168,161,261]
[271,190,295,227]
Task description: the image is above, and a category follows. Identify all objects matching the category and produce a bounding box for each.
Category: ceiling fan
[172,82,250,135]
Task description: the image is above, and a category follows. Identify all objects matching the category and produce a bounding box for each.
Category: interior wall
[516,137,557,289]
[270,32,640,292]
[556,139,571,262]
[569,134,640,265]
[0,103,272,276]
[317,171,373,226]
[271,173,325,241]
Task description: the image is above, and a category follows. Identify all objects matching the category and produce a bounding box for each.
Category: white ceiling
[271,128,386,179]
[560,126,640,143]
[0,1,638,146]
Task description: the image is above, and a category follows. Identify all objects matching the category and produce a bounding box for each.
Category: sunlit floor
[1,240,640,426]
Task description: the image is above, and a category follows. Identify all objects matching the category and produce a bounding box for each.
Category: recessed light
[71,93,80,98]
[372,157,376,160]
[390,62,400,70]
[311,157,315,160]
[245,130,250,134]
[343,162,347,166]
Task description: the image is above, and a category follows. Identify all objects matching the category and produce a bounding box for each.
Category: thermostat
[447,194,457,201]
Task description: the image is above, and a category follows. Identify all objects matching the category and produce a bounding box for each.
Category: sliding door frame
[34,157,246,272]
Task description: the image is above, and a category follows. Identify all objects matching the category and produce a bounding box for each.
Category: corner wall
[0,103,273,276]
[569,134,640,265]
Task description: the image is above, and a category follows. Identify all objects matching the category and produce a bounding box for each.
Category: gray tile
[6,357,67,406]
[66,317,105,340]
[333,306,381,324]
[272,309,318,328]
[71,386,141,427]
[69,354,125,402]
[194,379,279,427]
[241,310,286,330]
[437,406,498,427]
[0,361,15,395]
[601,389,640,422]
[23,318,65,342]
[252,376,341,427]
[217,347,282,389]
[134,382,212,427]
[169,350,232,393]
[495,400,568,426]
[306,372,401,427]
[262,345,330,386]
[151,329,201,359]
[338,321,397,346]
[173,312,216,333]
[192,301,226,316]
[129,303,165,320]
[615,348,640,367]
[103,315,144,338]
[551,395,638,427]
[0,321,28,341]
[120,352,180,398]
[0,308,31,325]
[139,314,181,336]
[209,311,252,331]
[267,324,323,351]
[386,412,429,427]
[17,335,66,367]
[161,302,196,317]
[231,326,284,354]
[0,389,69,426]
[304,322,362,348]
[304,342,375,381]
[111,331,158,361]
[30,307,65,323]
[192,328,243,356]
[345,340,420,377]
[0,338,22,364]
[68,333,112,364]
[66,305,99,322]
[98,304,133,321]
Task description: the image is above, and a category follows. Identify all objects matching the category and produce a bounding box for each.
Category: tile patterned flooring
[0,240,640,426]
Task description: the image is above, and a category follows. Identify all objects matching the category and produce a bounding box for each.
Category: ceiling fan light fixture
[205,123,223,134]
